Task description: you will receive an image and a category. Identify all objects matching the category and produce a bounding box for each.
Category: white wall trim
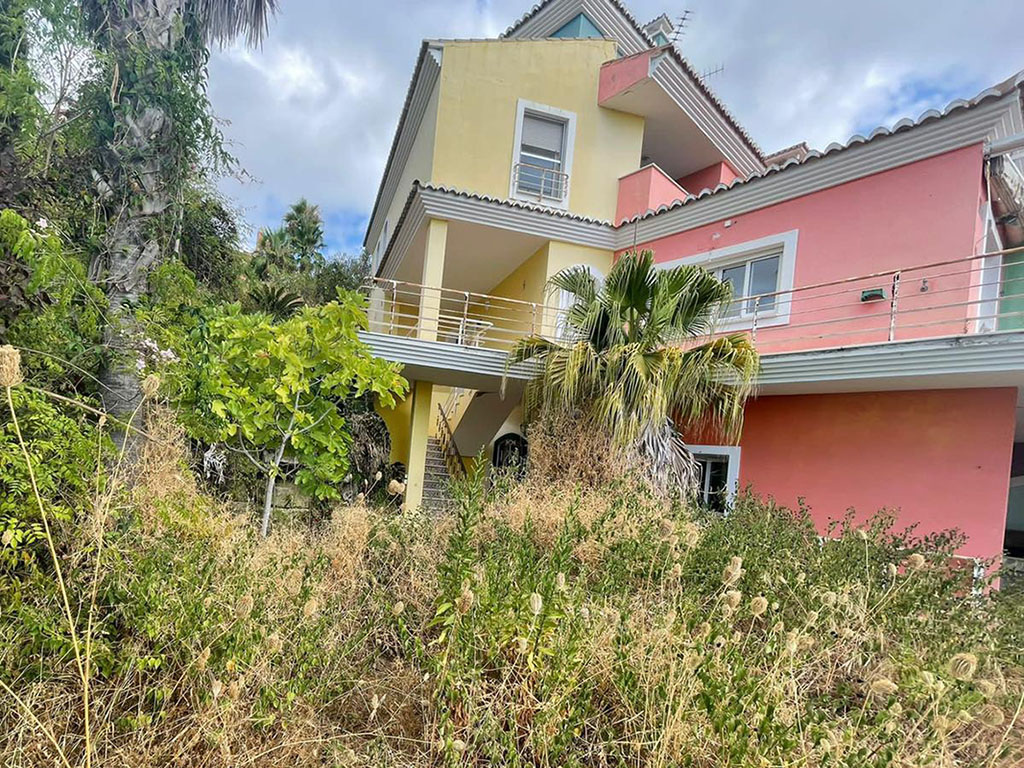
[689,444,742,502]
[509,99,578,210]
[655,229,798,331]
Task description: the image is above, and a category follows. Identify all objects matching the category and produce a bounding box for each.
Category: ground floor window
[689,445,741,512]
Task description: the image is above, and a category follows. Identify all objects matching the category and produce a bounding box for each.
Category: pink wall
[616,165,687,224]
[631,145,987,353]
[737,388,1016,559]
[677,162,738,193]
[598,49,653,104]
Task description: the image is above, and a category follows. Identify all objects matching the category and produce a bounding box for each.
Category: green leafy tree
[508,250,759,493]
[176,293,407,536]
[0,209,106,394]
[283,197,326,273]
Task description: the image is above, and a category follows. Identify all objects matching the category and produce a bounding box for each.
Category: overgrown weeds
[1,392,1023,766]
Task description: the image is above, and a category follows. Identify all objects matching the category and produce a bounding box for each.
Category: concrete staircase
[423,437,454,511]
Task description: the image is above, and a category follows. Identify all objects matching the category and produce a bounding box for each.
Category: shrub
[0,438,1021,767]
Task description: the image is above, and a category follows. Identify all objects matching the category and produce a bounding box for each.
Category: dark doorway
[493,433,528,477]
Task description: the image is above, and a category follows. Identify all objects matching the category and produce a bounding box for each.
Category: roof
[619,69,1024,225]
[502,0,765,162]
[376,181,615,277]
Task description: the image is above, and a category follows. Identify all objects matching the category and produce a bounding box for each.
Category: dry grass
[1,404,1023,767]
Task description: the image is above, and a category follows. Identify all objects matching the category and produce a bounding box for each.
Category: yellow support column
[404,380,434,512]
[418,218,448,341]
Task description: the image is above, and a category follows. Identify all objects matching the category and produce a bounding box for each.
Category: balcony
[359,247,1024,391]
[511,162,570,205]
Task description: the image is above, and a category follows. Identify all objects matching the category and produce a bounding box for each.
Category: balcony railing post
[751,299,759,344]
[389,279,397,335]
[462,291,470,345]
[888,271,901,342]
[531,303,539,336]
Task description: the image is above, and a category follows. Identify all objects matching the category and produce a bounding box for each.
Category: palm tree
[82,0,277,421]
[507,250,759,494]
[251,227,292,279]
[283,198,326,272]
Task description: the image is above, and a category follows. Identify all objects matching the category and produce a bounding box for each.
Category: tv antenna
[669,10,692,43]
[699,63,725,84]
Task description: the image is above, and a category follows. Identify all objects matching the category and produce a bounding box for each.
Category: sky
[206,0,1024,254]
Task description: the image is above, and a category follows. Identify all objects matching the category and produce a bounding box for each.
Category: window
[550,12,603,38]
[511,100,576,208]
[690,445,741,512]
[656,230,799,330]
[718,252,781,319]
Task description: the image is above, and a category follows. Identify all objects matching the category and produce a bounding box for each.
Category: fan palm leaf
[507,250,760,496]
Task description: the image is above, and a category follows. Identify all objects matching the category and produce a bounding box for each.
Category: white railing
[364,278,566,352]
[512,162,569,203]
[363,246,1024,356]
[736,246,1024,354]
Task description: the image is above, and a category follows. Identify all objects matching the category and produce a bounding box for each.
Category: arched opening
[493,432,528,477]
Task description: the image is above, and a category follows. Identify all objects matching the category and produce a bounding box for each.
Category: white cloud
[208,0,1023,251]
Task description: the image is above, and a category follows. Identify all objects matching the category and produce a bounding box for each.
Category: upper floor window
[656,229,799,330]
[718,252,781,319]
[510,100,576,209]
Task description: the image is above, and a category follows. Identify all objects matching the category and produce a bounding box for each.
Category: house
[360,0,1024,566]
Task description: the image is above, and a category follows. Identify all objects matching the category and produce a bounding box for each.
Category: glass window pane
[749,255,780,312]
[720,264,746,317]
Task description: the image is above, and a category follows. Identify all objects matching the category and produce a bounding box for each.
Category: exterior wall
[677,161,738,194]
[635,145,986,353]
[736,388,1016,559]
[377,392,413,464]
[432,39,645,222]
[616,165,686,225]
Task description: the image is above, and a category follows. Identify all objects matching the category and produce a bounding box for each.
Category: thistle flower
[886,563,898,579]
[750,596,769,617]
[211,679,224,699]
[784,631,800,656]
[579,606,591,621]
[976,680,997,698]
[869,678,899,697]
[141,373,160,398]
[805,611,819,625]
[356,492,365,505]
[387,479,405,496]
[451,739,467,753]
[374,471,383,481]
[392,601,406,617]
[516,637,528,655]
[724,590,742,610]
[907,553,926,571]
[660,518,675,538]
[555,572,567,592]
[456,586,475,615]
[0,346,22,388]
[529,592,543,616]
[948,652,978,681]
[680,522,701,548]
[228,679,241,700]
[668,562,682,578]
[856,529,869,541]
[978,704,1005,728]
[266,633,283,654]
[722,556,744,586]
[234,594,254,621]
[302,597,319,619]
[820,590,837,607]
[196,646,211,670]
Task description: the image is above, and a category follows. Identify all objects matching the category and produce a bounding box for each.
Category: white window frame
[657,230,798,332]
[689,445,741,507]
[510,99,576,210]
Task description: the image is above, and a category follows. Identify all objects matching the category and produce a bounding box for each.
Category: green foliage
[175,294,407,502]
[0,209,106,393]
[247,283,304,320]
[0,388,105,572]
[177,189,246,298]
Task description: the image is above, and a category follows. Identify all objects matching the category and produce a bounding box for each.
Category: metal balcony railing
[362,245,1024,357]
[512,162,569,203]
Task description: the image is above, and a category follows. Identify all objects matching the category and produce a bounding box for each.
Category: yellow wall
[432,39,645,223]
[377,390,413,465]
